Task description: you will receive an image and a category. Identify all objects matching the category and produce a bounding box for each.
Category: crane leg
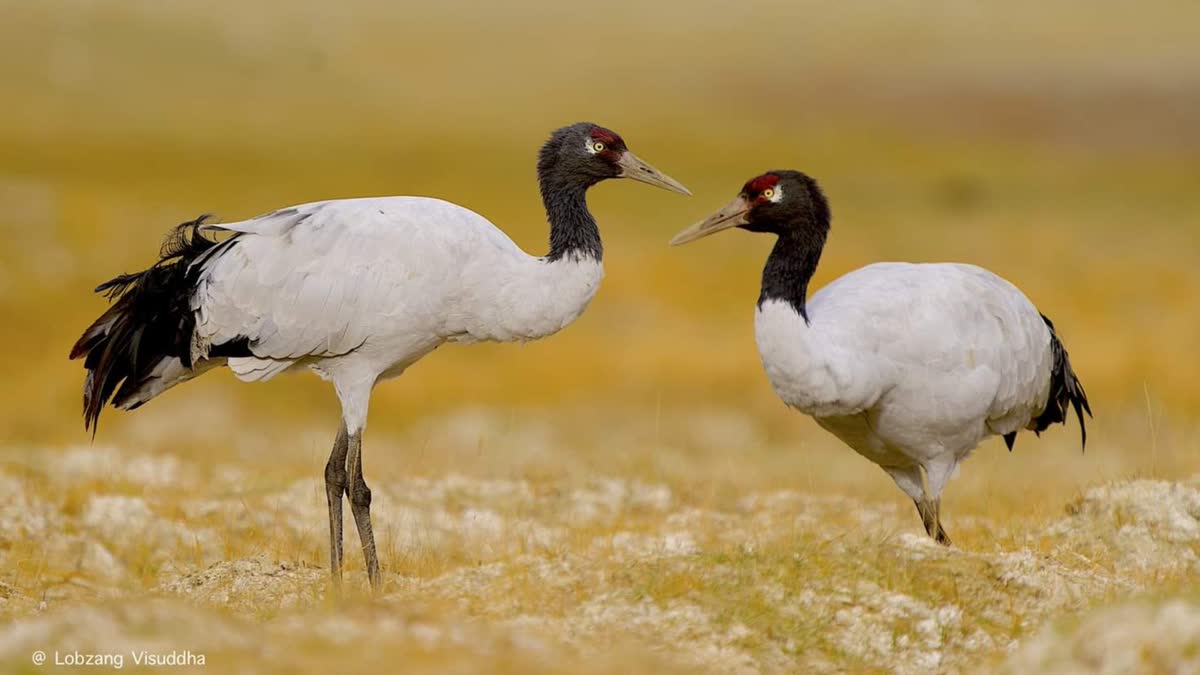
[323,423,350,589]
[913,498,951,546]
[932,499,951,546]
[920,458,955,546]
[882,464,953,545]
[346,431,381,590]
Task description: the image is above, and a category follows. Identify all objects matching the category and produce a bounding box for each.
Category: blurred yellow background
[1,0,1197,485]
[2,3,1200,672]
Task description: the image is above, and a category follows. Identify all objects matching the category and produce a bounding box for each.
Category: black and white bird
[670,170,1090,544]
[70,122,690,588]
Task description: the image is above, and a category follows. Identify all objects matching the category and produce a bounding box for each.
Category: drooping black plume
[1032,314,1092,450]
[69,215,245,433]
[1003,431,1016,451]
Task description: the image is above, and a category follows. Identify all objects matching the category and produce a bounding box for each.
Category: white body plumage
[755,262,1054,502]
[129,197,604,432]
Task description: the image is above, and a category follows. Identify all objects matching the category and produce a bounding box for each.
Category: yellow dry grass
[1,1,1199,673]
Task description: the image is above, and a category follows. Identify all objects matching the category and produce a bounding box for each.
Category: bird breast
[446,254,605,343]
[754,299,885,418]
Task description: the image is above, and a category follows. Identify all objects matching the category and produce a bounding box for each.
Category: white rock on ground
[1001,598,1200,674]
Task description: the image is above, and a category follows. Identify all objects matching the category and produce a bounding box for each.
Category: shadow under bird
[70,122,690,589]
[671,170,1091,544]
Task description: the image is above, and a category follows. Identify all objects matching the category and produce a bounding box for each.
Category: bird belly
[355,333,445,381]
[896,365,993,435]
[816,407,980,477]
[814,414,914,469]
[808,357,1002,471]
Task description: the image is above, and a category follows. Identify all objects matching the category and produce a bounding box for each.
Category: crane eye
[762,188,775,200]
[592,141,605,153]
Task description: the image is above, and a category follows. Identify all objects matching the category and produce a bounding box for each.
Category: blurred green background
[1,0,1197,478]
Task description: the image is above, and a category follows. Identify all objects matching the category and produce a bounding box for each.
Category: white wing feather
[188,196,603,383]
[192,198,514,372]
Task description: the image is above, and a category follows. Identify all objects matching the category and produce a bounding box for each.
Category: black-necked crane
[670,170,1090,544]
[70,122,690,589]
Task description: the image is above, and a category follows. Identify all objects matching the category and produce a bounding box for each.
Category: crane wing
[809,263,1054,428]
[191,197,512,377]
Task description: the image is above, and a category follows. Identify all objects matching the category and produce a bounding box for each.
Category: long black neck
[540,174,602,262]
[758,224,828,323]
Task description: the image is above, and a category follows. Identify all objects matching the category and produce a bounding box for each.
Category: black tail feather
[70,216,226,433]
[1032,314,1092,450]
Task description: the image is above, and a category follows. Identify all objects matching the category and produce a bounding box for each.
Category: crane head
[669,170,831,245]
[539,122,691,196]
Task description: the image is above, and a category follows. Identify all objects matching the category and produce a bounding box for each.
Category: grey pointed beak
[669,196,751,246]
[617,151,692,196]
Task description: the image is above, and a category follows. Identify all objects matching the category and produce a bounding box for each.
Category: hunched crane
[670,170,1090,544]
[70,122,690,589]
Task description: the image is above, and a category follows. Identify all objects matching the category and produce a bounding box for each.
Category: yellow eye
[762,188,775,200]
[593,141,605,152]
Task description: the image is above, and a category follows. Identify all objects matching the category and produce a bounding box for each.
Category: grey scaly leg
[931,498,951,546]
[914,498,952,546]
[324,423,350,589]
[346,430,381,590]
[920,459,955,547]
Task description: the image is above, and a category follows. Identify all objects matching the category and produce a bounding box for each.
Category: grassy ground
[1,1,1199,672]
[0,437,1198,673]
